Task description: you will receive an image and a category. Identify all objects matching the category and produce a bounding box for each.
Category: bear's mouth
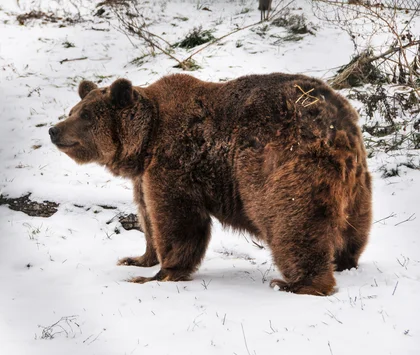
[55,142,79,149]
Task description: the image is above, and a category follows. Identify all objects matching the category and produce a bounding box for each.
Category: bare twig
[265,320,278,334]
[38,315,80,340]
[268,0,295,21]
[373,261,383,273]
[185,2,297,63]
[373,212,396,224]
[392,281,399,296]
[111,5,186,68]
[112,0,294,70]
[201,279,212,290]
[59,57,88,64]
[91,27,109,32]
[257,265,272,283]
[88,329,105,344]
[184,0,294,64]
[326,310,343,324]
[358,4,415,84]
[328,341,334,355]
[394,213,416,226]
[241,323,252,355]
[183,20,260,63]
[252,240,265,249]
[369,41,420,65]
[396,255,409,269]
[314,0,420,87]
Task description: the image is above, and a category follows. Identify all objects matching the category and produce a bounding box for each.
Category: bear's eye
[80,111,91,120]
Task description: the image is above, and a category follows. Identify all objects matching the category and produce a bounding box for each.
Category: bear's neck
[107,93,157,178]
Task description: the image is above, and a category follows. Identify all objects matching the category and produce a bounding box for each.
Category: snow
[1,0,419,354]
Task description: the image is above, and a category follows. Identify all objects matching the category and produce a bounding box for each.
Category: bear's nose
[49,127,59,142]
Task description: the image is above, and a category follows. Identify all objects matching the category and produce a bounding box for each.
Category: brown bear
[49,73,372,296]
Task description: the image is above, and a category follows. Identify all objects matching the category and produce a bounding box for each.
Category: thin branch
[183,20,262,63]
[268,0,295,21]
[328,341,334,355]
[326,310,343,324]
[392,281,399,296]
[400,3,420,34]
[394,213,416,226]
[373,212,396,224]
[241,323,252,355]
[184,0,294,64]
[369,40,420,64]
[59,57,87,64]
[252,240,265,249]
[358,3,414,84]
[111,6,186,68]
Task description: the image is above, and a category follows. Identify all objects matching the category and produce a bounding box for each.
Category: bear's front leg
[117,238,159,267]
[118,182,159,268]
[127,177,211,284]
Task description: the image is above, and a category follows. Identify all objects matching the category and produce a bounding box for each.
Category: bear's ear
[110,78,134,107]
[78,80,98,99]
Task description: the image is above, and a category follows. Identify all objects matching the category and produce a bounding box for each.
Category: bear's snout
[49,126,76,147]
[49,125,80,150]
[49,127,59,143]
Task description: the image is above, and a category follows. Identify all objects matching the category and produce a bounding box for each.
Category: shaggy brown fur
[50,73,372,296]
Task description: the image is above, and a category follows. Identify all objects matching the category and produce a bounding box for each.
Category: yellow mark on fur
[162,275,170,282]
[294,85,320,107]
[345,218,359,232]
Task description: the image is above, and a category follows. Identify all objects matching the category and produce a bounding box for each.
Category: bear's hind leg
[335,172,372,271]
[266,195,338,296]
[334,216,370,271]
[269,231,336,296]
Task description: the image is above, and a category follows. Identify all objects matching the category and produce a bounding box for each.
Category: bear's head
[49,78,154,176]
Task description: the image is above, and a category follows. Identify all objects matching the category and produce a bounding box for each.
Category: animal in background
[258,0,273,21]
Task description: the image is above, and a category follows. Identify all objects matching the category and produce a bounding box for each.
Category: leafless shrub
[272,9,318,35]
[108,1,188,68]
[37,316,81,340]
[312,0,420,88]
[16,10,81,26]
[348,85,420,154]
[107,0,294,70]
[174,26,215,49]
[330,50,388,89]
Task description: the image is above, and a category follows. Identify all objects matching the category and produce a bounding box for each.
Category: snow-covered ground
[1,1,419,354]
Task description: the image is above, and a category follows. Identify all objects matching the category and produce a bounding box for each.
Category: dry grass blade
[294,85,320,106]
